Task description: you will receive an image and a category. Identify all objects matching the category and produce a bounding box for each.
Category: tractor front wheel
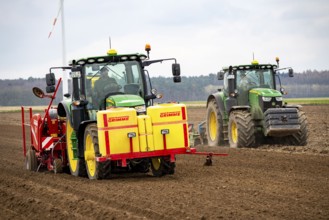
[84,123,110,180]
[66,119,87,177]
[228,110,255,148]
[164,159,175,175]
[150,157,175,177]
[151,157,164,177]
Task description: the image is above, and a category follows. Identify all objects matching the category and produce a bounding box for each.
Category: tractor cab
[83,58,147,111]
[218,59,293,114]
[62,46,181,122]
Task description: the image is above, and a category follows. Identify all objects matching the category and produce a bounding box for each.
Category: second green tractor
[206,58,308,148]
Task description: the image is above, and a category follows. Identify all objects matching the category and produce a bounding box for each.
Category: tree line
[0,70,328,106]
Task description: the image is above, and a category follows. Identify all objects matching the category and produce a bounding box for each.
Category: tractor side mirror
[46,73,56,86]
[46,73,56,93]
[46,85,55,93]
[172,63,181,83]
[172,63,180,76]
[217,71,224,80]
[288,68,294,77]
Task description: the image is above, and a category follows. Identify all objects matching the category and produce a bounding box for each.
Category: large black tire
[206,99,225,146]
[84,123,111,180]
[150,157,165,177]
[228,110,255,148]
[25,148,38,171]
[282,110,308,146]
[163,157,175,175]
[66,119,87,177]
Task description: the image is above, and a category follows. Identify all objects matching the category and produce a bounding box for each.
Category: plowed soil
[0,105,328,220]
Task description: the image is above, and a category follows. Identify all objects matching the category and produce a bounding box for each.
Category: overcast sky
[1,0,329,80]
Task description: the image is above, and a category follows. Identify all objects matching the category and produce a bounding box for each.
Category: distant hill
[1,70,328,106]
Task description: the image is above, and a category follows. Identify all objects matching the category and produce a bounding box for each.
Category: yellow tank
[96,103,189,158]
[147,103,189,150]
[97,108,139,156]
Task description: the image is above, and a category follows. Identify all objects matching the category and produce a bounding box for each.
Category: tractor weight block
[264,108,300,136]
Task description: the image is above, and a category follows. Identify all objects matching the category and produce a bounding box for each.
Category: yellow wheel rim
[151,158,161,170]
[66,121,77,172]
[209,111,217,141]
[231,121,238,143]
[84,133,96,177]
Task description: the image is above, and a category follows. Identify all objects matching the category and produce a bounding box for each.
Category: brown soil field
[0,105,328,219]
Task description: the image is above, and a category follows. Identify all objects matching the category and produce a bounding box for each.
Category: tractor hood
[106,94,145,107]
[249,88,282,97]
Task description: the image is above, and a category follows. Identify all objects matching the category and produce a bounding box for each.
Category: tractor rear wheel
[84,123,110,180]
[66,119,87,177]
[282,110,308,146]
[228,110,255,148]
[206,99,225,146]
[25,148,37,171]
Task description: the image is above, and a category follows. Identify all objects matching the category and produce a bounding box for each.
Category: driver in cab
[93,67,121,108]
[239,71,257,89]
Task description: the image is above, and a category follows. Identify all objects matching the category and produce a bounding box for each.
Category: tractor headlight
[262,97,272,102]
[275,97,283,102]
[135,105,146,113]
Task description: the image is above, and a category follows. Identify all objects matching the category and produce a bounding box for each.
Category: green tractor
[206,58,308,148]
[51,44,185,179]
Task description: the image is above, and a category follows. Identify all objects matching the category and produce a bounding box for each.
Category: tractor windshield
[237,69,275,90]
[84,61,144,109]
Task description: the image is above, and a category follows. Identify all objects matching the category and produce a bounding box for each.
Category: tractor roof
[222,62,278,71]
[70,49,148,66]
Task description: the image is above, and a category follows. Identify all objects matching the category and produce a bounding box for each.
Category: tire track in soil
[0,149,201,220]
[0,171,166,219]
[0,172,156,220]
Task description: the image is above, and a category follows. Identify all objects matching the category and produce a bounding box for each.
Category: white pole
[61,0,68,96]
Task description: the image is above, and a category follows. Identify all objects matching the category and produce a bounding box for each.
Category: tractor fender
[77,120,97,158]
[230,105,250,111]
[206,93,225,118]
[57,101,74,126]
[229,105,250,114]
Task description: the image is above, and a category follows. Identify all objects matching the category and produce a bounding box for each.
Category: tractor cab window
[84,61,144,109]
[236,70,259,101]
[262,70,275,89]
[237,69,275,92]
[237,70,260,89]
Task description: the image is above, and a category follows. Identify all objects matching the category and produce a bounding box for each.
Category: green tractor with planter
[206,58,308,148]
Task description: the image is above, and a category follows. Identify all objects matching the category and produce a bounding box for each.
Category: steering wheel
[102,92,124,109]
